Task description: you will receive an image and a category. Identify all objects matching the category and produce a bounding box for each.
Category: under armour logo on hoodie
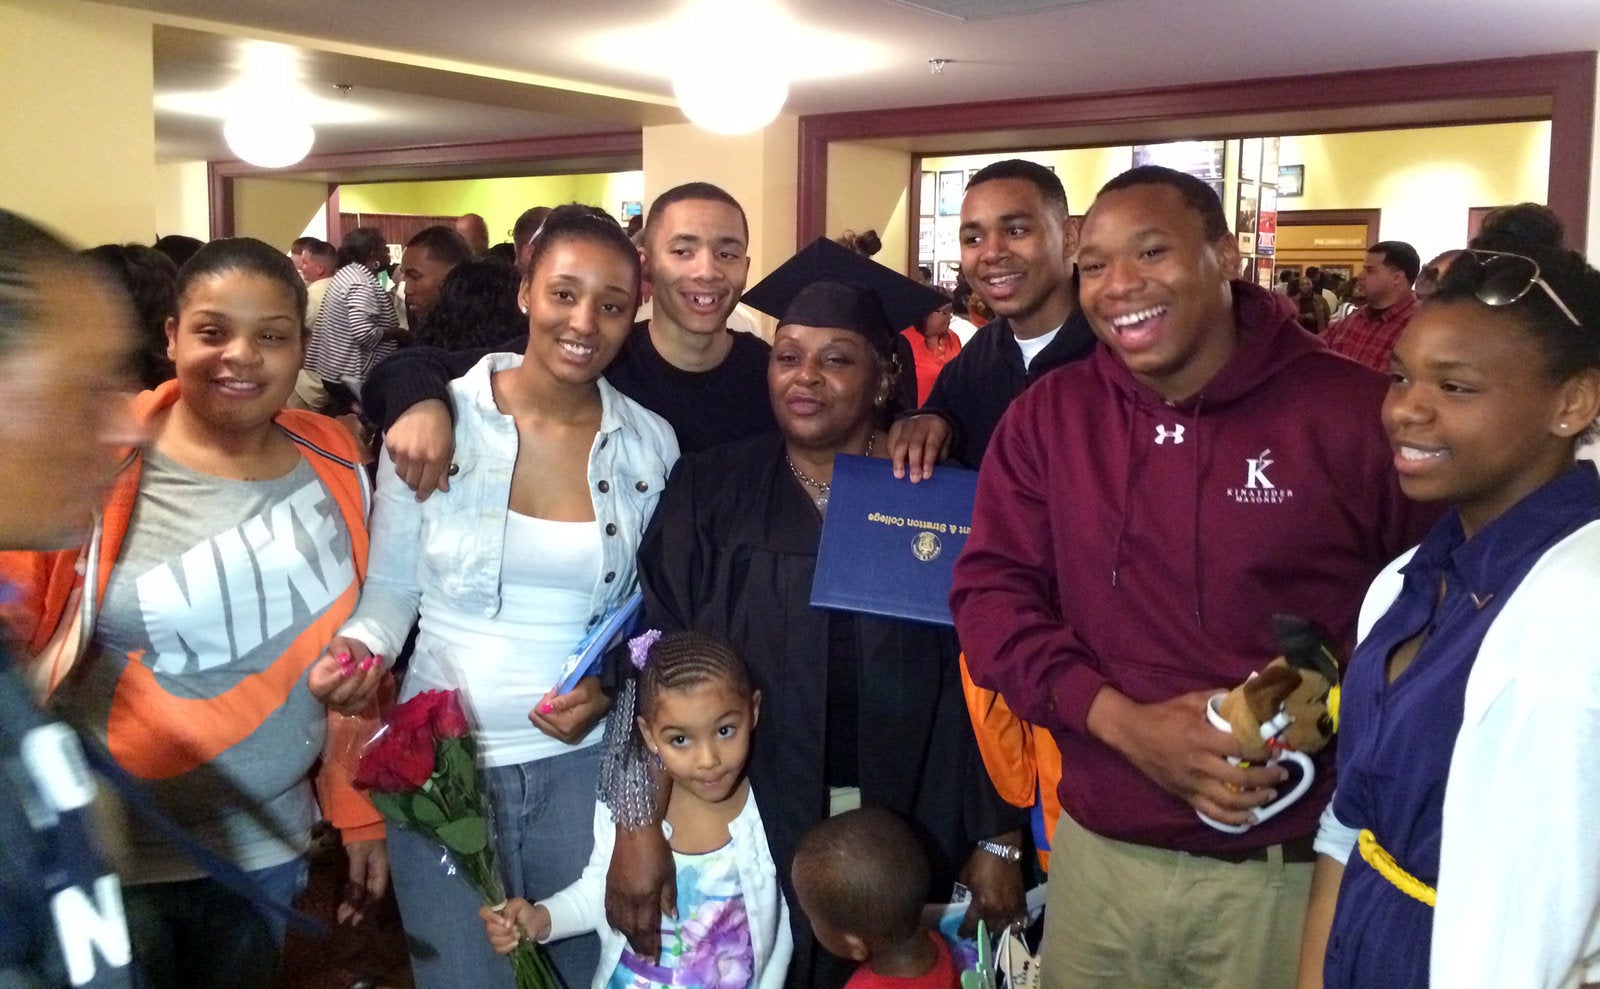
[1154,424,1185,445]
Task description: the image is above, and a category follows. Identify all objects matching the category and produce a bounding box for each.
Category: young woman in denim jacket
[331,206,679,989]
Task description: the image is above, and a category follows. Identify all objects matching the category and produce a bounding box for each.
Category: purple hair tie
[628,629,663,670]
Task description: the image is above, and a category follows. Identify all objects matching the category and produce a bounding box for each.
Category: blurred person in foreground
[0,209,144,987]
[4,236,388,989]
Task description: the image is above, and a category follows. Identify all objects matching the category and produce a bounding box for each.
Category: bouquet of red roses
[354,689,558,989]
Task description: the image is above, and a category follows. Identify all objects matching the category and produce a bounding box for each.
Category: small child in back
[791,808,958,989]
[482,630,791,989]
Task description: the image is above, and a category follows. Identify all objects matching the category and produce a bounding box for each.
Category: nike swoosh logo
[106,580,357,780]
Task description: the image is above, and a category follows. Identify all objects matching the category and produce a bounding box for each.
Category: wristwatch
[977,839,1022,863]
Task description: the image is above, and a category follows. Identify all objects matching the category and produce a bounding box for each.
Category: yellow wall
[1280,122,1549,261]
[232,177,328,251]
[827,142,913,278]
[643,116,799,336]
[1,0,156,245]
[153,161,211,239]
[339,171,645,245]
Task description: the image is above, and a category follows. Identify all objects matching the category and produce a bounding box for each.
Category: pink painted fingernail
[538,701,554,715]
[361,656,377,672]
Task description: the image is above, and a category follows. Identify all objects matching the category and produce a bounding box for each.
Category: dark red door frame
[797,51,1596,252]
[206,131,642,239]
[1277,209,1383,249]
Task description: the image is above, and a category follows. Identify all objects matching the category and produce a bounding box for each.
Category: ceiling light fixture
[223,111,316,169]
[673,67,788,135]
[219,41,316,169]
[669,0,790,135]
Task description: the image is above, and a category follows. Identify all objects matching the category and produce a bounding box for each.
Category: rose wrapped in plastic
[355,689,557,989]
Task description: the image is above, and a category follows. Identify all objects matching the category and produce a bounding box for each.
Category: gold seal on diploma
[912,530,941,562]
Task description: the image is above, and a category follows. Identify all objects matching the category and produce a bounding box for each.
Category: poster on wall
[919,217,934,259]
[937,171,964,216]
[1236,180,1259,255]
[938,260,961,291]
[1256,257,1276,290]
[1279,165,1304,197]
[1132,140,1225,180]
[935,214,959,256]
[1256,185,1277,257]
[1261,138,1280,186]
[621,201,643,219]
[920,171,936,217]
[1239,138,1263,182]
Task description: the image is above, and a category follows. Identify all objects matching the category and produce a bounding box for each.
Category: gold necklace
[786,432,875,511]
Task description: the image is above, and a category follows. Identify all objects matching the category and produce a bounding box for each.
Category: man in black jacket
[891,159,1095,474]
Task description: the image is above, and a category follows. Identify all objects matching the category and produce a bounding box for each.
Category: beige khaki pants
[1042,812,1311,989]
[289,369,329,412]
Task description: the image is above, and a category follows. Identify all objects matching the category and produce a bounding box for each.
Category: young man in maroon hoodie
[950,165,1429,988]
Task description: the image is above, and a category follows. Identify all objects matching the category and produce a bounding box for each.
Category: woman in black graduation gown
[627,240,1027,989]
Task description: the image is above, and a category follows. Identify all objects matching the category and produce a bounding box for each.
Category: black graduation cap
[742,237,948,355]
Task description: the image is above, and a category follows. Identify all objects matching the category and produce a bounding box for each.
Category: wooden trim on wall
[907,154,924,273]
[799,51,1595,250]
[207,160,233,239]
[325,184,341,244]
[208,131,642,241]
[1467,205,1501,241]
[1276,209,1382,248]
[342,211,460,246]
[209,130,641,181]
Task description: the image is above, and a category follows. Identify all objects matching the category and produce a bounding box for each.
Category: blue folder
[553,590,644,694]
[811,455,979,626]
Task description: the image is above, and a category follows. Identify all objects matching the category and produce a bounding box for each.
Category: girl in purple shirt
[1300,243,1600,988]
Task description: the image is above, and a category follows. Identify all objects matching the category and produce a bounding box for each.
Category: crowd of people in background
[3,164,1599,989]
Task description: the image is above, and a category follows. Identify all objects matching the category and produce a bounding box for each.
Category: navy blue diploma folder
[810,454,979,626]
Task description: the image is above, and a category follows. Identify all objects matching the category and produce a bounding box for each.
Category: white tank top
[403,512,605,766]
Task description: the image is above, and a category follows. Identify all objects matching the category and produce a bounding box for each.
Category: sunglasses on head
[1441,249,1583,327]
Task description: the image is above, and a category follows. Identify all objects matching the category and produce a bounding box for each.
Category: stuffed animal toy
[1216,614,1341,761]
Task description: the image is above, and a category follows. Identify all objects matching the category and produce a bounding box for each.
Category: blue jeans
[122,857,306,989]
[390,744,602,989]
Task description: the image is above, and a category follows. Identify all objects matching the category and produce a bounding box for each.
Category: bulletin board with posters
[1133,141,1224,182]
[1238,138,1262,181]
[918,171,936,270]
[1133,141,1229,248]
[936,171,964,216]
[1236,180,1259,255]
[1257,185,1278,257]
[1258,138,1280,285]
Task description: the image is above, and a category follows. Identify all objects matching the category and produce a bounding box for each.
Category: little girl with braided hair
[483,630,792,989]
